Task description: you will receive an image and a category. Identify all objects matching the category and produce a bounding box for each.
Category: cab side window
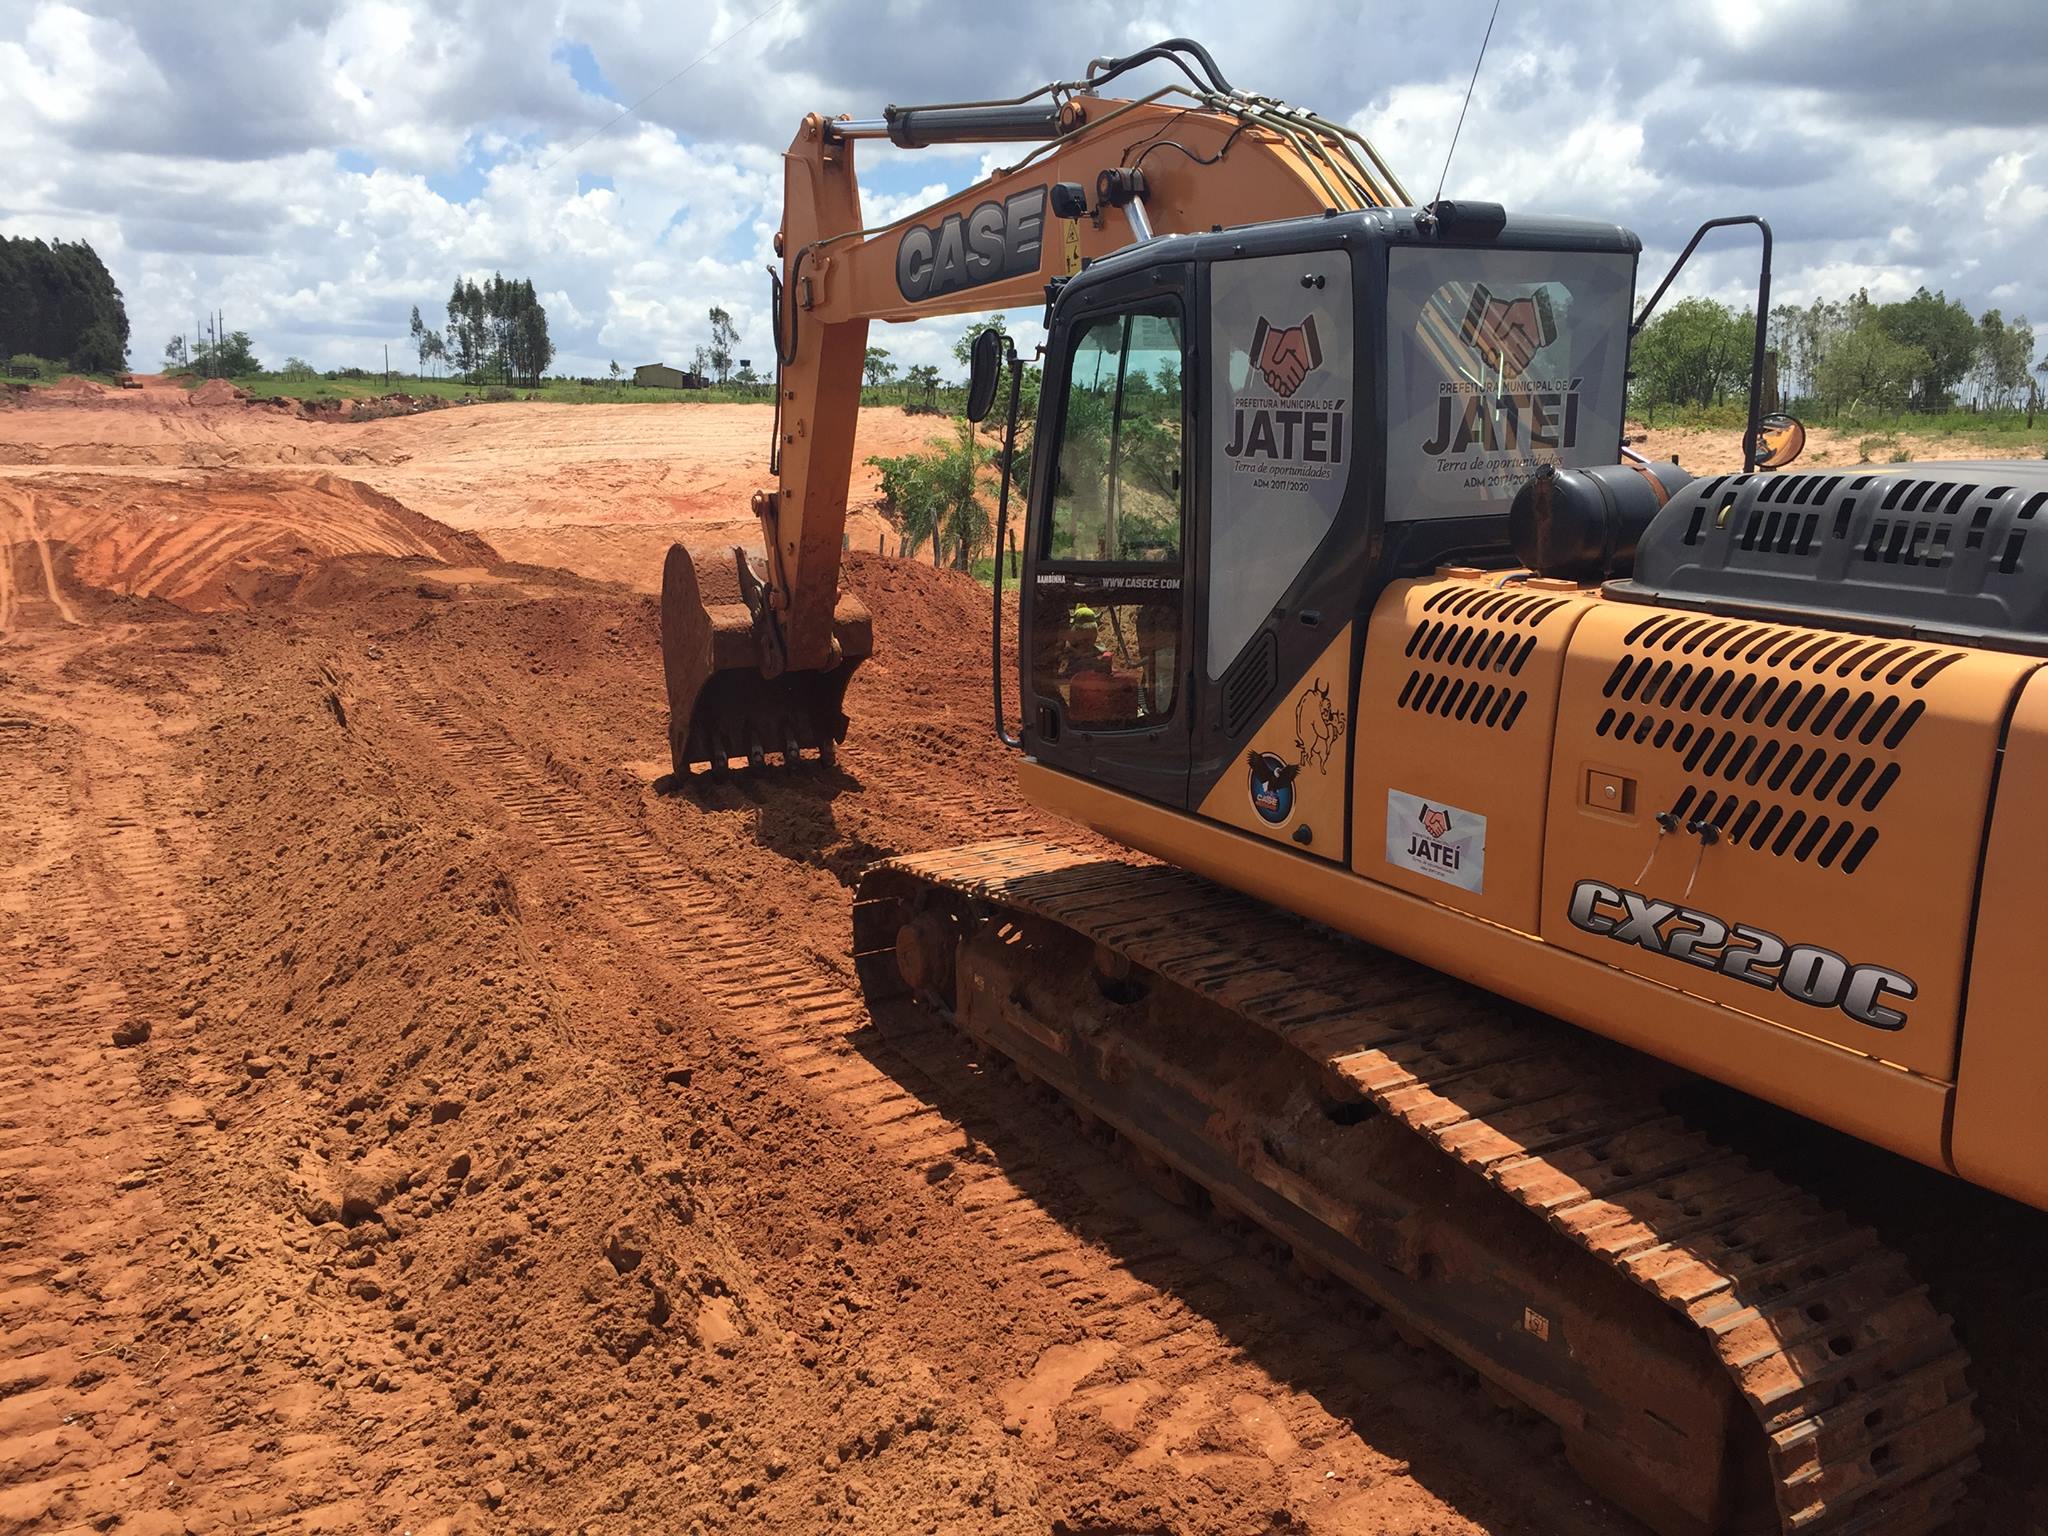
[1033,309,1185,733]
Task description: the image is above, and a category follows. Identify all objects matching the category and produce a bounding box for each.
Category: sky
[5,0,2046,381]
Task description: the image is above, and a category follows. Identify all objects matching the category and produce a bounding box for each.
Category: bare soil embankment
[3,382,954,591]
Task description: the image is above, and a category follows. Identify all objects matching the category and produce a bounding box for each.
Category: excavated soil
[1,377,945,589]
[1627,419,2046,475]
[3,390,2045,1536]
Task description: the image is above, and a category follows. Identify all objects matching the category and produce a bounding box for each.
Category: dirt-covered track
[857,840,1984,1534]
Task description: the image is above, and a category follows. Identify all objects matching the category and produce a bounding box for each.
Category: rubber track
[864,837,1983,1535]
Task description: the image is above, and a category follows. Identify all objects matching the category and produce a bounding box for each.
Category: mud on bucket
[659,543,871,775]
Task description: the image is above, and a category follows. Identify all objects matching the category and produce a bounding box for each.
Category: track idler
[659,543,872,776]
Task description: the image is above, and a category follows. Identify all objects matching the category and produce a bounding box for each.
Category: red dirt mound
[189,377,246,405]
[1,472,500,616]
[48,374,106,398]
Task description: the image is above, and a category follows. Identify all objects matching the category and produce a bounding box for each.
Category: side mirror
[1753,412,1806,470]
[965,327,1005,422]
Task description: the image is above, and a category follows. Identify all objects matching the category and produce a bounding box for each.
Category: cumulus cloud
[2,0,2043,379]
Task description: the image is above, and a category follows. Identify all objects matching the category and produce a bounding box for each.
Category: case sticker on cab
[1386,789,1486,894]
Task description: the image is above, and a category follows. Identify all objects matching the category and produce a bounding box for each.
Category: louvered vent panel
[1629,463,2048,651]
[1221,629,1278,737]
[1396,585,1573,733]
[1589,613,1967,874]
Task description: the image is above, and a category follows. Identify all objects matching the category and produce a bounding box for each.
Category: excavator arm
[659,39,1409,773]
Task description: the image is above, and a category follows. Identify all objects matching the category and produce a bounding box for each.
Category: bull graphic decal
[1293,678,1346,773]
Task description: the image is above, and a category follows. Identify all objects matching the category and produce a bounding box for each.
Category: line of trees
[863,344,950,413]
[0,236,129,373]
[691,306,744,384]
[165,321,261,377]
[442,274,554,387]
[862,319,1058,569]
[408,306,446,378]
[1631,287,2042,420]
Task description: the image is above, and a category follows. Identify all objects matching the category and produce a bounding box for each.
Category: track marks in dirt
[379,656,1622,1536]
[0,486,82,634]
[0,685,384,1533]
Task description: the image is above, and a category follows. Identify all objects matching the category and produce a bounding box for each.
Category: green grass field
[206,371,971,413]
[1637,399,2048,455]
[4,368,127,389]
[209,372,775,406]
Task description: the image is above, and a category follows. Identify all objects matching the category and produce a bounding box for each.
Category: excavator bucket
[659,542,871,775]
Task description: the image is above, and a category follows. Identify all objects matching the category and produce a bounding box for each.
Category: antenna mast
[1432,0,1504,206]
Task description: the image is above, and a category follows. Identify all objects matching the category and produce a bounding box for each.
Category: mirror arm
[1631,215,1774,473]
[991,342,1027,750]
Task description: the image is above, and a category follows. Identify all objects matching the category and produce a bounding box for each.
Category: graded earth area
[1,376,943,595]
[3,389,2045,1536]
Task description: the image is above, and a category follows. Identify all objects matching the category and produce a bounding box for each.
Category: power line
[539,0,789,174]
[1432,0,1503,207]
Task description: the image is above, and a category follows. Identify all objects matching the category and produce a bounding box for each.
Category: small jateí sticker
[1386,788,1486,894]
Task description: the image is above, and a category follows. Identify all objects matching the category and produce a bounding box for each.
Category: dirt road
[3,390,2044,1534]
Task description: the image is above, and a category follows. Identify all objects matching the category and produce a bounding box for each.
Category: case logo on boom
[1566,880,1918,1032]
[895,185,1048,302]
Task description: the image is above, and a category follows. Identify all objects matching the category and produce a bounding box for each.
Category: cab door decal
[1204,250,1355,681]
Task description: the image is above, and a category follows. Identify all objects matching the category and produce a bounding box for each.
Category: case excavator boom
[659,41,1407,773]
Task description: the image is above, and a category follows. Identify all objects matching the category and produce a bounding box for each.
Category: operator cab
[1013,205,1641,826]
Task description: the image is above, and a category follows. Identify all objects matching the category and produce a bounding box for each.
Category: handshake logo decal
[1457,283,1559,377]
[1248,314,1323,398]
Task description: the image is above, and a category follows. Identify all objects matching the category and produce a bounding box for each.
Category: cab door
[1022,264,1193,809]
[1184,244,1371,862]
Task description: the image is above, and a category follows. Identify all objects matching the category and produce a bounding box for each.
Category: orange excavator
[658,39,2034,1535]
[658,37,1407,770]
